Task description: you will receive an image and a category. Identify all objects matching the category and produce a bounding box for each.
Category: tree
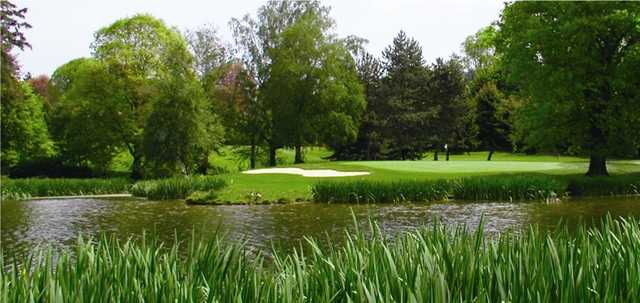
[1,82,54,171]
[185,24,232,79]
[90,14,195,178]
[497,2,640,175]
[143,71,223,177]
[49,58,125,171]
[380,31,435,160]
[1,1,53,172]
[229,0,333,166]
[427,57,468,161]
[331,52,386,160]
[473,83,511,161]
[265,12,364,163]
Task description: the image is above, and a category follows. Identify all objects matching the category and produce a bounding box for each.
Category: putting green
[345,160,579,174]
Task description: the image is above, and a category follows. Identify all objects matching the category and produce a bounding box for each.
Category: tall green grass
[2,217,639,302]
[130,176,226,200]
[566,173,640,196]
[313,175,566,203]
[313,174,640,203]
[1,177,131,200]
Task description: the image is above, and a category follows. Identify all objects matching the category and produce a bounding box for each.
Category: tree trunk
[487,150,494,161]
[446,150,450,161]
[586,155,609,176]
[433,151,439,161]
[294,145,304,164]
[268,146,277,167]
[196,153,209,175]
[249,143,256,169]
[131,153,143,180]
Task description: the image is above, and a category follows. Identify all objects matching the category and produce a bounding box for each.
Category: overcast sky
[15,0,504,76]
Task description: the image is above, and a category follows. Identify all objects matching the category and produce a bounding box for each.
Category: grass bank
[313,174,640,203]
[0,177,131,200]
[2,217,639,302]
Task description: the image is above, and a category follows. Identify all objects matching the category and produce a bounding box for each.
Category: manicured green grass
[216,151,640,202]
[0,177,131,200]
[130,176,226,200]
[3,217,639,302]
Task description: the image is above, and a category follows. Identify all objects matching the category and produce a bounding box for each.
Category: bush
[9,157,94,178]
[1,177,131,200]
[453,175,565,201]
[3,217,639,302]
[130,176,226,200]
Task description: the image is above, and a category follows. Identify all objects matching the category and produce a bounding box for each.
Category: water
[2,196,640,259]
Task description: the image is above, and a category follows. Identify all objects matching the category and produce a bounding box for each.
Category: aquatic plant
[2,217,639,302]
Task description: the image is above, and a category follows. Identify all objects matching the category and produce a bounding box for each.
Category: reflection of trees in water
[4,197,640,263]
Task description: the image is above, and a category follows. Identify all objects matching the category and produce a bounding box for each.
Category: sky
[15,0,504,77]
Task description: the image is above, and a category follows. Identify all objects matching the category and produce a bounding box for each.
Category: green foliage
[497,2,640,174]
[266,12,365,161]
[143,69,224,178]
[1,82,54,171]
[129,176,226,200]
[1,177,130,200]
[566,173,640,196]
[473,82,513,155]
[313,175,565,203]
[380,31,433,160]
[313,179,452,203]
[3,217,640,302]
[185,190,220,205]
[49,58,123,171]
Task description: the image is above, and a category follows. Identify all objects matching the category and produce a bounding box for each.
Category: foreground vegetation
[2,217,639,302]
[313,174,640,203]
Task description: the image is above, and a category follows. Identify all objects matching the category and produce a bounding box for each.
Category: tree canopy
[497,2,640,175]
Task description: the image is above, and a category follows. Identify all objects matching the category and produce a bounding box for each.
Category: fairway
[346,160,568,174]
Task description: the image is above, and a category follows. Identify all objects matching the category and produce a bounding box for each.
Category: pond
[2,196,640,260]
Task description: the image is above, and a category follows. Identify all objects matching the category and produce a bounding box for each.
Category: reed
[566,173,640,196]
[0,177,130,200]
[130,176,226,200]
[2,217,639,302]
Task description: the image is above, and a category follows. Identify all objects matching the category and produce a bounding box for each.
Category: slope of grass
[3,217,639,302]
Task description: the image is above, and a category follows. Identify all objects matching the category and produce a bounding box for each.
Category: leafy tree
[428,57,468,160]
[185,24,232,79]
[461,26,497,76]
[331,52,385,160]
[265,12,364,163]
[1,82,54,171]
[90,14,195,178]
[497,2,640,175]
[143,71,223,177]
[49,58,124,171]
[1,0,53,172]
[380,31,434,160]
[473,83,511,161]
[230,0,332,166]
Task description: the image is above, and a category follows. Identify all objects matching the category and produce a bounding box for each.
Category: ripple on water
[2,196,640,259]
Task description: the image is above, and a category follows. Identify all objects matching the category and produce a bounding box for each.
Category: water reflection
[2,196,640,259]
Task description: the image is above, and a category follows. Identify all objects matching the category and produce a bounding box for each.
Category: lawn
[213,149,640,202]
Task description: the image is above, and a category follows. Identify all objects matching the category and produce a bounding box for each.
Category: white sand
[242,167,370,177]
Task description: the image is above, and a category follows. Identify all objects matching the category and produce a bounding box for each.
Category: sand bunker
[243,167,370,177]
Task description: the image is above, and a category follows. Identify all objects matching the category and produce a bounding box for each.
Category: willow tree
[497,2,640,176]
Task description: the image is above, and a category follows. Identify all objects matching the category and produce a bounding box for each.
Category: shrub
[130,176,226,200]
[1,177,131,200]
[9,157,94,178]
